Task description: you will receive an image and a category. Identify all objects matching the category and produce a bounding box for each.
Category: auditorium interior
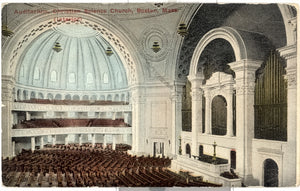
[1,3,299,188]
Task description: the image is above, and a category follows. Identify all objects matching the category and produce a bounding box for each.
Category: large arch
[2,11,144,86]
[189,26,272,77]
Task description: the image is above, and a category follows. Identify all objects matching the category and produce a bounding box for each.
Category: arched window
[230,150,236,169]
[34,68,40,80]
[87,73,94,84]
[103,72,109,84]
[50,71,57,82]
[212,95,227,135]
[69,73,76,83]
[199,145,204,156]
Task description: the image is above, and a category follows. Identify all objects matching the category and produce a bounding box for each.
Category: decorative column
[26,112,31,121]
[78,134,82,146]
[188,76,204,156]
[103,135,107,149]
[40,136,44,149]
[171,83,184,156]
[112,135,116,150]
[2,76,14,158]
[12,141,15,157]
[204,91,212,134]
[92,134,96,147]
[31,137,35,152]
[278,43,297,186]
[131,86,145,155]
[52,135,56,146]
[229,60,261,184]
[65,135,69,145]
[123,113,129,124]
[226,88,234,137]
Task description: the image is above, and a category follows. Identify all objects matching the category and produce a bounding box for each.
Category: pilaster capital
[187,75,204,88]
[190,88,203,101]
[2,75,15,101]
[236,82,256,95]
[228,60,262,77]
[278,44,297,61]
[285,72,297,89]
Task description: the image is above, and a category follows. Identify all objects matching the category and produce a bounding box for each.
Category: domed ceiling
[17,24,128,91]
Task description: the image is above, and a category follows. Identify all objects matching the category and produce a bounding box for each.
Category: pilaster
[188,75,204,156]
[171,82,184,156]
[2,75,15,158]
[278,44,297,186]
[229,60,262,185]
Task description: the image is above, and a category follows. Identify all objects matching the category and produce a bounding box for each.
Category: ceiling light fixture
[53,42,62,52]
[177,23,188,37]
[151,41,161,53]
[105,47,113,56]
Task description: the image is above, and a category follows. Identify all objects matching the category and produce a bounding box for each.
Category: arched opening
[37,93,44,99]
[230,150,236,169]
[90,95,97,101]
[100,95,105,101]
[17,89,22,101]
[65,94,71,100]
[73,95,80,101]
[264,159,279,187]
[47,93,53,100]
[107,95,112,101]
[54,94,62,100]
[199,145,204,156]
[114,94,120,102]
[82,95,89,101]
[186,144,191,158]
[30,92,36,99]
[211,95,227,135]
[182,80,192,132]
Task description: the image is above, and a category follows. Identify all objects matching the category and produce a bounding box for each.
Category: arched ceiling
[176,4,287,81]
[17,24,128,91]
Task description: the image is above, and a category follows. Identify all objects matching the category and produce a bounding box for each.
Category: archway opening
[186,144,191,158]
[212,95,227,135]
[264,159,279,187]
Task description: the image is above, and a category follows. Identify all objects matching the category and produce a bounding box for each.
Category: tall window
[212,95,227,135]
[50,71,57,82]
[69,73,76,83]
[34,68,40,80]
[103,72,109,84]
[254,51,287,141]
[87,73,93,84]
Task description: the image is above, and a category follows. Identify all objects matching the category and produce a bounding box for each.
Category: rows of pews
[13,118,130,129]
[17,98,129,105]
[2,143,222,187]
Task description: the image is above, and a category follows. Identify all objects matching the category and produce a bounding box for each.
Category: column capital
[229,60,262,76]
[187,75,204,89]
[278,44,297,61]
[190,88,204,101]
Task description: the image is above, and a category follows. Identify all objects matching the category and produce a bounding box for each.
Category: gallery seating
[13,118,130,129]
[17,98,129,105]
[2,144,222,187]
